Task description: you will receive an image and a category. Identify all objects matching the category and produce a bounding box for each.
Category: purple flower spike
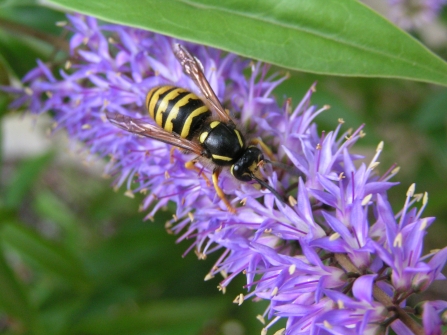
[4,14,447,335]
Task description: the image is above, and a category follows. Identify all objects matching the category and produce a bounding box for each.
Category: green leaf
[0,6,68,77]
[0,246,36,327]
[33,190,81,250]
[0,30,48,79]
[85,215,178,284]
[45,0,447,85]
[3,152,53,209]
[414,89,447,130]
[33,190,78,230]
[1,223,90,288]
[0,53,10,86]
[72,297,227,335]
[273,73,365,129]
[0,5,67,36]
[0,0,40,7]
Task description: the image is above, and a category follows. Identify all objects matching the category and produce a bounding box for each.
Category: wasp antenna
[251,175,286,205]
[265,160,298,174]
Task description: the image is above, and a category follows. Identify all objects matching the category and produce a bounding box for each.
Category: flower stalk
[335,253,424,335]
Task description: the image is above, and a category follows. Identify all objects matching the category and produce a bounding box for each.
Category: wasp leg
[170,147,177,164]
[212,168,236,214]
[249,138,275,161]
[185,159,211,187]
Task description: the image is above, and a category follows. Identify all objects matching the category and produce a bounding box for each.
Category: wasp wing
[173,44,234,125]
[106,111,205,155]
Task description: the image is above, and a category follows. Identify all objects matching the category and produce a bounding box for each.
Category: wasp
[106,44,282,213]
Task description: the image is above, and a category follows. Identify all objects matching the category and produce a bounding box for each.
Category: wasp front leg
[185,159,211,187]
[212,168,236,214]
[170,147,177,164]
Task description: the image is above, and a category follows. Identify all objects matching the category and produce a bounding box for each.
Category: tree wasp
[106,44,283,213]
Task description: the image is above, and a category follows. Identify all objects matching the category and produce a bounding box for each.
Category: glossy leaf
[45,0,447,86]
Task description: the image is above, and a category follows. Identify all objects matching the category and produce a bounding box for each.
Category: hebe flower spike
[4,14,447,335]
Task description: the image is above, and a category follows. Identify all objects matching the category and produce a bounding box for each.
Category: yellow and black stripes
[146,86,211,139]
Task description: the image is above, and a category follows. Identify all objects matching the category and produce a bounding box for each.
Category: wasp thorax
[231,146,264,182]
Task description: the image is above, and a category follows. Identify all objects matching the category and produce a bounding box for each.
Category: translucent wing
[106,111,205,155]
[173,44,234,125]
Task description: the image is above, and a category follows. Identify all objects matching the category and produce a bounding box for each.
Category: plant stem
[334,253,424,335]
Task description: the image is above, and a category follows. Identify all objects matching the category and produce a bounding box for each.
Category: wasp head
[231,146,285,204]
[231,146,264,182]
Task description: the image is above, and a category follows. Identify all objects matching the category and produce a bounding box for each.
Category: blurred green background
[0,1,447,335]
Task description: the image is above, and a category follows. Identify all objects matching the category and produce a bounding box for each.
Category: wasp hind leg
[212,168,236,214]
[185,159,211,187]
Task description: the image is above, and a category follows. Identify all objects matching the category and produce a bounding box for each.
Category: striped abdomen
[145,86,211,140]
